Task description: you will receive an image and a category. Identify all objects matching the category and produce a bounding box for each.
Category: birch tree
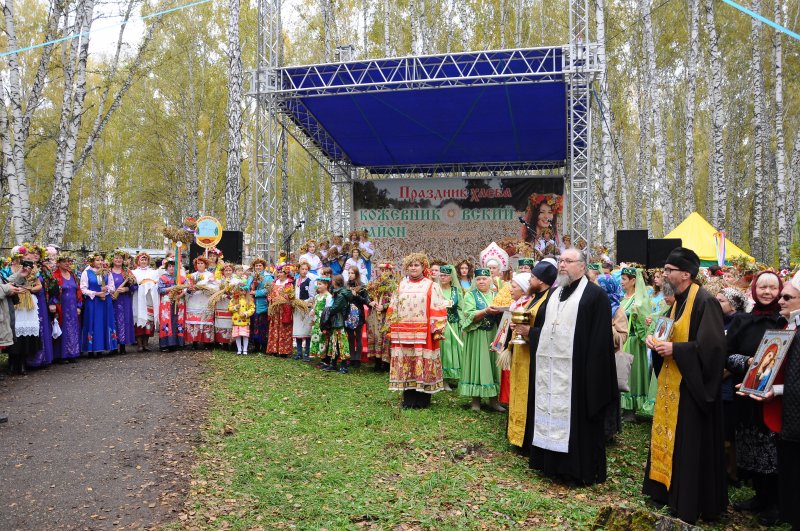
[773,0,788,265]
[748,0,769,259]
[641,0,668,232]
[704,0,726,230]
[225,0,244,230]
[595,0,616,245]
[683,0,699,216]
[39,0,162,245]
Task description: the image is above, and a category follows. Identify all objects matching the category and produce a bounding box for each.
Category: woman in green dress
[459,268,504,412]
[619,266,652,419]
[438,265,463,390]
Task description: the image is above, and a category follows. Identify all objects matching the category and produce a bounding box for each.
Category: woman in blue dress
[53,254,82,362]
[110,249,137,353]
[80,252,118,357]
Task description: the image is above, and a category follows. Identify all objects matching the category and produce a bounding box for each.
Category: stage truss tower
[248,0,599,260]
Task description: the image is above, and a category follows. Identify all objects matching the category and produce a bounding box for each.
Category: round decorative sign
[195,216,223,249]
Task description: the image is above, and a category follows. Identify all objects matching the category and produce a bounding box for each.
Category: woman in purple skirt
[53,254,82,361]
[26,245,56,368]
[110,250,137,353]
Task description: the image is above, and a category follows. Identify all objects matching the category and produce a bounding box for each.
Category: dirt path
[0,349,208,530]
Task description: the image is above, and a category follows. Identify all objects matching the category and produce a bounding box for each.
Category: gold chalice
[510,310,530,345]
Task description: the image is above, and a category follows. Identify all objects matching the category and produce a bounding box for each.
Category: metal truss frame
[248,0,281,263]
[566,0,598,251]
[275,47,565,96]
[249,0,598,256]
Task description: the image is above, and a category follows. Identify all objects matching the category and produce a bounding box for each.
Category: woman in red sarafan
[387,252,448,409]
[266,264,294,357]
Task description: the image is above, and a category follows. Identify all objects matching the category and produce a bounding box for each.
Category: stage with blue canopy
[276,48,570,173]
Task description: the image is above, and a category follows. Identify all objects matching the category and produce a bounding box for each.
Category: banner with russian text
[352,177,565,265]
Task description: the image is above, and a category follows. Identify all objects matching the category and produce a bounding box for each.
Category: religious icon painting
[653,316,675,343]
[740,330,795,397]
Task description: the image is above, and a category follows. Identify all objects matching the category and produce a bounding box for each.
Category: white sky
[88,0,305,58]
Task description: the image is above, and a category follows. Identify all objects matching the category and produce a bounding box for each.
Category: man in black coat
[643,247,727,524]
[526,248,618,485]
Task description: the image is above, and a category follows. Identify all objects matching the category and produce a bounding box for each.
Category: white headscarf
[512,272,532,294]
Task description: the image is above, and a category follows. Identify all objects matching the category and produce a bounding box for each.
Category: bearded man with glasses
[524,247,618,485]
[642,247,727,524]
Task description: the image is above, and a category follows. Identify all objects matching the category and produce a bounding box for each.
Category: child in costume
[229,286,256,355]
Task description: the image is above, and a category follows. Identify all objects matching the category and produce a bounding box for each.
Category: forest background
[1,0,798,267]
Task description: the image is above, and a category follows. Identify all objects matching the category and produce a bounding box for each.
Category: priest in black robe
[642,247,727,524]
[525,248,618,485]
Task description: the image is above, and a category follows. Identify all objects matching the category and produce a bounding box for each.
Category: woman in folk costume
[109,249,137,354]
[345,265,370,367]
[213,263,239,348]
[459,268,505,412]
[292,262,315,360]
[437,265,463,389]
[185,256,217,348]
[228,285,256,355]
[366,262,397,372]
[387,253,448,409]
[267,264,294,357]
[357,229,375,280]
[480,242,509,293]
[157,259,187,352]
[618,266,652,418]
[327,246,344,277]
[344,246,369,283]
[53,254,82,362]
[456,259,474,292]
[132,252,159,352]
[6,251,42,374]
[309,276,333,360]
[298,240,323,275]
[27,244,57,368]
[246,258,272,353]
[206,247,223,278]
[80,252,119,357]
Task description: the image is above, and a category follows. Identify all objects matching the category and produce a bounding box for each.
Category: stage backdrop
[352,177,564,265]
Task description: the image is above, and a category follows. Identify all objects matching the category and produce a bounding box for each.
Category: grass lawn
[180,352,772,530]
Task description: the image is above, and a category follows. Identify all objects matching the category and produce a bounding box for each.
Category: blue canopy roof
[278,48,569,173]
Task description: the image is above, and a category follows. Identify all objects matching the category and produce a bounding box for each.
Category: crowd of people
[2,232,800,528]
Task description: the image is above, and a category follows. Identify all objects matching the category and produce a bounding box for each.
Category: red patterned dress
[266,279,294,356]
[387,277,447,393]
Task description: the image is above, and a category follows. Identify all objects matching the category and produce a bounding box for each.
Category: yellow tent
[665,212,754,265]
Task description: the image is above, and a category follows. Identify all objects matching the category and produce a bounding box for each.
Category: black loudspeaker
[647,238,683,269]
[616,230,649,265]
[189,230,244,265]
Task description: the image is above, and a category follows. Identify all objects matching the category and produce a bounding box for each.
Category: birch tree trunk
[515,0,523,47]
[683,0,699,216]
[362,0,369,56]
[596,0,616,245]
[383,0,390,55]
[225,0,243,230]
[499,0,507,48]
[642,0,668,233]
[2,0,37,242]
[635,64,650,229]
[749,0,768,260]
[705,0,726,230]
[773,0,788,265]
[0,74,29,243]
